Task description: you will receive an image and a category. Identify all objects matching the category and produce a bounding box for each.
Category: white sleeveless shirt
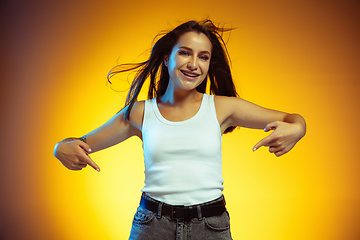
[141,94,223,205]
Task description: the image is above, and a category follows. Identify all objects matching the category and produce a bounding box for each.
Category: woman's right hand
[53,140,100,172]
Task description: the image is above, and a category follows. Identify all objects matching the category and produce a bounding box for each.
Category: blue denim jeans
[129,194,232,240]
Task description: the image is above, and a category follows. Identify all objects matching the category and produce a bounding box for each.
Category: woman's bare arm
[215,96,306,157]
[53,101,145,171]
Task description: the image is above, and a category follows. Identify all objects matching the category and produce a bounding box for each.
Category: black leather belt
[140,195,226,220]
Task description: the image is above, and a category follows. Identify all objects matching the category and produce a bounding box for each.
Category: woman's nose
[187,57,198,70]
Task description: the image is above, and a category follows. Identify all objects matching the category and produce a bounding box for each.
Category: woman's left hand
[252,121,305,157]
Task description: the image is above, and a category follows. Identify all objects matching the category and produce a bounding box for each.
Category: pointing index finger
[82,154,100,172]
[77,142,99,172]
[253,135,274,152]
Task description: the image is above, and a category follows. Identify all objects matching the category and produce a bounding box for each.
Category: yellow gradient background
[1,1,359,239]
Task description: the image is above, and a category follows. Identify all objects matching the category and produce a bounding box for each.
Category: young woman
[54,19,306,240]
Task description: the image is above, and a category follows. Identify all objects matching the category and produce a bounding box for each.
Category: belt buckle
[171,206,187,220]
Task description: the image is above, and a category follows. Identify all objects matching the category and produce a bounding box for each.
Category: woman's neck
[159,87,203,107]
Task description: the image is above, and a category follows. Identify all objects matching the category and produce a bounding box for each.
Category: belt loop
[196,205,202,220]
[157,202,163,219]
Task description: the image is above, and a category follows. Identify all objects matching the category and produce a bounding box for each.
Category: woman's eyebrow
[179,46,211,55]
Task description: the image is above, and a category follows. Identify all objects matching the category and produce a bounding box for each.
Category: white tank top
[141,94,223,205]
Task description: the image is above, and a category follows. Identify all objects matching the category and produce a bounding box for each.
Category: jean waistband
[140,193,226,220]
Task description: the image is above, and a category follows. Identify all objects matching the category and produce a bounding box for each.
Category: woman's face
[165,31,212,92]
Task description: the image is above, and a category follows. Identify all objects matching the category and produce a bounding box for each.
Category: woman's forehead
[175,32,212,52]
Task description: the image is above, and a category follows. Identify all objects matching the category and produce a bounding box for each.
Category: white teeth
[181,71,198,77]
[186,73,197,77]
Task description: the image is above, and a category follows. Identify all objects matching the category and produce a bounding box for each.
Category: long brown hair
[108,19,239,133]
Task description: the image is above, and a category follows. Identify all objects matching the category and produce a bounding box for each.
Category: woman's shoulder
[131,100,145,114]
[214,95,242,105]
[213,95,246,115]
[128,100,145,127]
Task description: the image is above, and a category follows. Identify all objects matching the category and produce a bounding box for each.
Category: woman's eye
[200,55,209,61]
[179,51,190,56]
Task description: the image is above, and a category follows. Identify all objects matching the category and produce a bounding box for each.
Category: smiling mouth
[180,70,200,78]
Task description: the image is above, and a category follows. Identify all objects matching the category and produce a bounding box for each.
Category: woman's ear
[164,55,168,67]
